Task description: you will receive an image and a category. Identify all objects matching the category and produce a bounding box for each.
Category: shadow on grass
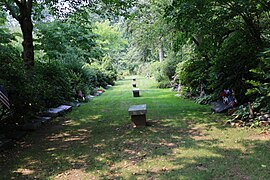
[1,116,269,179]
[0,77,268,179]
[141,139,270,179]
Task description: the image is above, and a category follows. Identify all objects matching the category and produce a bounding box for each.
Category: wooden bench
[132,88,140,97]
[128,104,147,127]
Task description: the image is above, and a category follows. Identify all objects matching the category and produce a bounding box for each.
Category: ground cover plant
[1,77,270,179]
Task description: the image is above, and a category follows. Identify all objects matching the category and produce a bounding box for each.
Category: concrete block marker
[128,104,147,127]
[133,88,140,97]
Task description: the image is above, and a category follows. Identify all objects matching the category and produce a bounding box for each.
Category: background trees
[0,2,129,123]
[142,0,270,101]
[123,0,269,109]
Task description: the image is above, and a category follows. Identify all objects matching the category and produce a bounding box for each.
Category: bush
[149,61,169,83]
[195,95,214,105]
[0,44,27,123]
[162,52,181,80]
[65,62,97,99]
[176,56,209,95]
[209,31,259,103]
[35,62,73,108]
[1,53,73,124]
[157,78,171,88]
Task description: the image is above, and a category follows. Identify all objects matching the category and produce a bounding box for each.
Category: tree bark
[5,0,34,69]
[158,43,164,62]
[19,15,34,68]
[19,0,34,69]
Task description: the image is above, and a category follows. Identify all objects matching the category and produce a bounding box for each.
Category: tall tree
[126,0,174,62]
[3,0,34,68]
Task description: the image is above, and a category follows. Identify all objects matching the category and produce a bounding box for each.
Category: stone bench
[128,104,147,127]
[132,88,140,97]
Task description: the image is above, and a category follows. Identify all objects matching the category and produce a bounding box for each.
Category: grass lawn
[1,76,270,179]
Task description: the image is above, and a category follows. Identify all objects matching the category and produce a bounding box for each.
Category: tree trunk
[5,0,34,69]
[192,35,202,46]
[158,43,164,62]
[19,17,34,68]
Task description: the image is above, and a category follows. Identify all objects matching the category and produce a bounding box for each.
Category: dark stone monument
[133,88,140,97]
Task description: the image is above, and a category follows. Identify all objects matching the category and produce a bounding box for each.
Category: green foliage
[94,20,128,55]
[162,0,269,102]
[246,48,270,112]
[1,55,74,122]
[125,0,175,64]
[93,20,129,76]
[176,53,209,95]
[232,105,250,121]
[145,51,182,88]
[195,95,214,105]
[209,31,259,102]
[36,12,97,63]
[91,60,118,87]
[148,61,165,82]
[34,62,73,107]
[156,79,171,89]
[162,51,181,80]
[0,43,25,122]
[65,61,111,99]
[66,62,90,95]
[147,60,174,88]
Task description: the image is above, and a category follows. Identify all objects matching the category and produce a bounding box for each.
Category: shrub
[176,56,209,95]
[35,62,73,108]
[157,78,171,88]
[66,62,97,99]
[195,95,214,105]
[162,52,181,80]
[0,45,27,123]
[209,31,259,103]
[149,62,165,82]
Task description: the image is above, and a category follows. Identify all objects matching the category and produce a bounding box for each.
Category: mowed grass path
[1,77,270,179]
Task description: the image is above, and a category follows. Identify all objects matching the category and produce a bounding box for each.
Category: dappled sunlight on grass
[1,77,270,179]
